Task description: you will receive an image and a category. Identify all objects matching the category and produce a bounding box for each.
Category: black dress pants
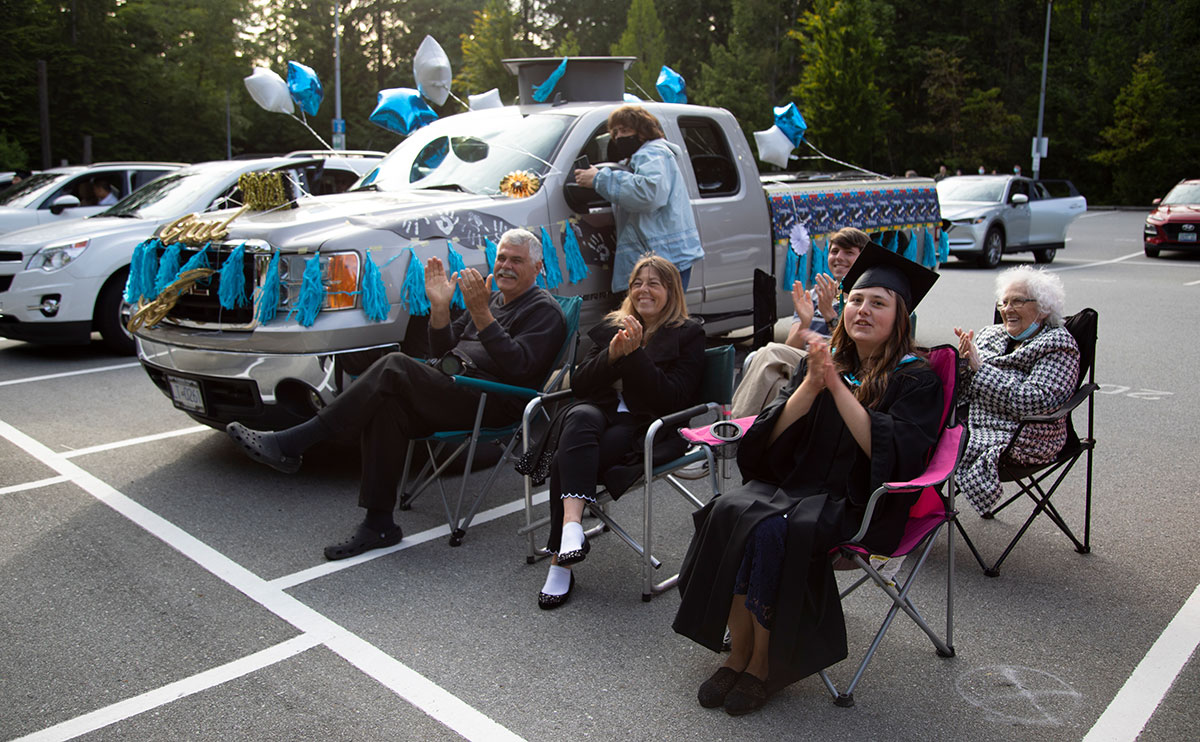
[317,352,518,511]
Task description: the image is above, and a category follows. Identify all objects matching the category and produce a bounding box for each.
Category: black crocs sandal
[556,535,590,567]
[324,523,403,561]
[226,422,302,474]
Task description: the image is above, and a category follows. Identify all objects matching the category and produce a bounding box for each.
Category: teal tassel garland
[255,251,282,324]
[484,238,499,291]
[921,229,937,269]
[125,240,150,303]
[219,242,248,309]
[445,241,467,309]
[139,239,160,301]
[783,247,800,291]
[885,231,899,253]
[400,247,430,316]
[901,230,918,262]
[532,57,568,102]
[177,241,211,279]
[562,223,588,283]
[540,227,562,288]
[361,250,390,322]
[293,253,325,327]
[154,242,183,294]
[937,230,950,263]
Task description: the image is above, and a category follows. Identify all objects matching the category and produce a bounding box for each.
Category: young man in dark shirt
[226,228,567,559]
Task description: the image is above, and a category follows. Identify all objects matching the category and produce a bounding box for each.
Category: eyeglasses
[996,297,1038,310]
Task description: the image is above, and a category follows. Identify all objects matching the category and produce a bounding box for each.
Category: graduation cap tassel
[563,223,589,283]
[293,252,325,327]
[154,241,183,295]
[400,246,430,316]
[361,250,390,322]
[540,226,562,288]
[445,241,467,310]
[255,251,282,325]
[218,242,248,309]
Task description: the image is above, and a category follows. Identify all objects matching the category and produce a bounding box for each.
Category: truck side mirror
[563,161,627,214]
[50,194,81,215]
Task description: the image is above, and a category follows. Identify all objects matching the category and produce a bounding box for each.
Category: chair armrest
[1017,383,1098,424]
[657,402,720,432]
[450,375,540,401]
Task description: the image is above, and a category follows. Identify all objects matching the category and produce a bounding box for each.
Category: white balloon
[468,88,503,111]
[243,67,294,115]
[754,125,794,169]
[413,35,452,106]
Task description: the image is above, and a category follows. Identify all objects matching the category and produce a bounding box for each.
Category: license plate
[1180,232,1197,242]
[168,375,206,414]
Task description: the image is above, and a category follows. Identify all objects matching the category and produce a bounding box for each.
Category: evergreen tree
[457,0,532,105]
[610,0,668,100]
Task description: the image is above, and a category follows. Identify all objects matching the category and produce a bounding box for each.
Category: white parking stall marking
[1048,251,1143,273]
[1083,583,1200,742]
[12,634,324,742]
[0,417,528,742]
[61,425,209,458]
[1185,279,1200,286]
[0,475,69,496]
[0,361,141,387]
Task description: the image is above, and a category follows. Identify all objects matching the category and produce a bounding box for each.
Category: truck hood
[0,215,151,256]
[215,189,502,250]
[938,201,998,221]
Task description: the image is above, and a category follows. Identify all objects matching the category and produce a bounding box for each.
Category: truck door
[1005,178,1032,247]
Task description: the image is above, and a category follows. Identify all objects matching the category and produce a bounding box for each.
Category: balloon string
[446,90,469,109]
[289,114,334,151]
[801,140,885,178]
[625,74,656,102]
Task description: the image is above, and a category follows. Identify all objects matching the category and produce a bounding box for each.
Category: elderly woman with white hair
[953,265,1080,515]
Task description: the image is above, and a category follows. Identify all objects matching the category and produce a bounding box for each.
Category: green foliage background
[1,0,1196,204]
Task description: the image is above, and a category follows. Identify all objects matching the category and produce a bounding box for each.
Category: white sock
[541,564,572,596]
[560,521,585,554]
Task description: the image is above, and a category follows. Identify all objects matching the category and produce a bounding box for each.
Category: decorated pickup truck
[130,57,945,429]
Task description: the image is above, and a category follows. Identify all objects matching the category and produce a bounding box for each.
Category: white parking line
[0,417,527,742]
[0,475,69,495]
[1184,279,1200,286]
[12,634,324,742]
[1083,582,1200,742]
[61,425,210,458]
[0,361,141,387]
[1048,251,1143,273]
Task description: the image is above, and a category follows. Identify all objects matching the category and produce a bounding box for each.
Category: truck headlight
[278,251,361,311]
[27,239,90,272]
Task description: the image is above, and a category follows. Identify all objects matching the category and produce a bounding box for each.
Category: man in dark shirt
[226,228,567,559]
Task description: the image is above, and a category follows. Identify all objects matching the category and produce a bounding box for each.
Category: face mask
[1007,320,1041,341]
[978,167,986,175]
[609,134,642,161]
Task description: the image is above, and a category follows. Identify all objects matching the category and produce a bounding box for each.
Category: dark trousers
[317,352,518,512]
[546,404,637,552]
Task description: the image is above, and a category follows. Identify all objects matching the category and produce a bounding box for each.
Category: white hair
[995,265,1067,326]
[499,228,541,262]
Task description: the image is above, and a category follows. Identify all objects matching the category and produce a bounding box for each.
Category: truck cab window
[679,117,739,198]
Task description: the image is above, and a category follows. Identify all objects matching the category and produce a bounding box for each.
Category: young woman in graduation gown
[672,243,943,715]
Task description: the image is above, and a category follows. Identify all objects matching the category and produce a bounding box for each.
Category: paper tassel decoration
[125,240,153,303]
[293,253,325,327]
[901,230,918,262]
[361,251,390,322]
[562,223,588,283]
[937,230,950,263]
[255,251,282,324]
[535,272,547,289]
[177,242,211,279]
[921,229,937,270]
[445,241,467,309]
[884,231,899,253]
[219,243,248,309]
[484,237,498,291]
[138,240,160,301]
[533,58,568,103]
[783,246,800,291]
[540,227,562,288]
[813,237,829,280]
[154,242,183,294]
[400,247,430,316]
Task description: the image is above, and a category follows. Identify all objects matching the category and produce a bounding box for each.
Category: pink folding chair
[818,344,966,707]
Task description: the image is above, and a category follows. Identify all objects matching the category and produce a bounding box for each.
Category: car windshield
[936,178,1006,202]
[362,110,572,196]
[0,172,70,207]
[101,166,248,220]
[1162,184,1200,205]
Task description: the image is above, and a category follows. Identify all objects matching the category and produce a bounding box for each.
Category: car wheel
[1144,245,1160,258]
[978,227,1004,269]
[96,269,136,355]
[1033,247,1057,264]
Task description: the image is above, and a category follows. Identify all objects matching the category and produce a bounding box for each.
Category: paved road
[2,211,1198,741]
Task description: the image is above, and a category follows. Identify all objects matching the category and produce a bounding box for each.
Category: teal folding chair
[398,294,582,546]
[519,344,737,600]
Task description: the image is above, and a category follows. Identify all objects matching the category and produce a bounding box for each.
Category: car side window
[678,116,739,198]
[1009,179,1030,202]
[42,175,94,208]
[133,169,168,189]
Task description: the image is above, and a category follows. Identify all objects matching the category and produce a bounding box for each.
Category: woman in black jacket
[537,255,705,609]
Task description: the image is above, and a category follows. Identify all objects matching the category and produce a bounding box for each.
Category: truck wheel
[978,227,1004,269]
[1144,245,1160,258]
[96,269,136,355]
[1033,247,1056,264]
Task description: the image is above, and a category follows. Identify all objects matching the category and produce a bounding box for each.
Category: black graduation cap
[839,240,939,311]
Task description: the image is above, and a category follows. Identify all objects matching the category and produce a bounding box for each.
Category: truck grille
[158,240,272,329]
[1165,223,1199,240]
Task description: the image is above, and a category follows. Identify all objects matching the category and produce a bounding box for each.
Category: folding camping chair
[397,294,582,546]
[956,308,1098,577]
[518,344,737,600]
[818,344,965,707]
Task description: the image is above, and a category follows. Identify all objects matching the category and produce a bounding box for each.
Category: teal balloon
[370,88,438,135]
[656,66,687,104]
[286,61,324,116]
[774,103,808,147]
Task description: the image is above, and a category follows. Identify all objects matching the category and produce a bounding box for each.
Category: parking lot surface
[2,211,1198,741]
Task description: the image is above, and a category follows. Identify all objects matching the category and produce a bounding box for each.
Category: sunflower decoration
[499,170,541,198]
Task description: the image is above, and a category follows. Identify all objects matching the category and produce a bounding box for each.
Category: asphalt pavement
[2,210,1198,741]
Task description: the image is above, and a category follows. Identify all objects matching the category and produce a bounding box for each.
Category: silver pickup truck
[133,57,943,429]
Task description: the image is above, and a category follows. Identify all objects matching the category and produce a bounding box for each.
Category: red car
[1144,179,1200,257]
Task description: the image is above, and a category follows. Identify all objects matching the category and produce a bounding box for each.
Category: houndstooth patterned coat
[958,324,1079,514]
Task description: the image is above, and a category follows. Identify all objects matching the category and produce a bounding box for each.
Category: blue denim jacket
[593,139,705,292]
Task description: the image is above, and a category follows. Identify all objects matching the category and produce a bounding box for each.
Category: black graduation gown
[672,357,943,692]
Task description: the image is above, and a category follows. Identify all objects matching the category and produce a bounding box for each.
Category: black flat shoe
[697,667,741,708]
[226,422,302,474]
[538,572,575,610]
[324,523,403,561]
[723,673,769,716]
[556,535,590,567]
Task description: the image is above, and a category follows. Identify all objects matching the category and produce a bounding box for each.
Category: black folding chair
[957,308,1098,577]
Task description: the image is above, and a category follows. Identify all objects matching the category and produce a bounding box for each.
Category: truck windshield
[936,178,1006,203]
[362,110,571,196]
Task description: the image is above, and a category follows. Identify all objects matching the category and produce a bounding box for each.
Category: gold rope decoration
[238,171,292,211]
[126,268,217,333]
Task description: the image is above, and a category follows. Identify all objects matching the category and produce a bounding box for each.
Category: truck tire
[1033,247,1057,264]
[96,269,136,355]
[978,226,1004,269]
[1144,245,1160,258]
